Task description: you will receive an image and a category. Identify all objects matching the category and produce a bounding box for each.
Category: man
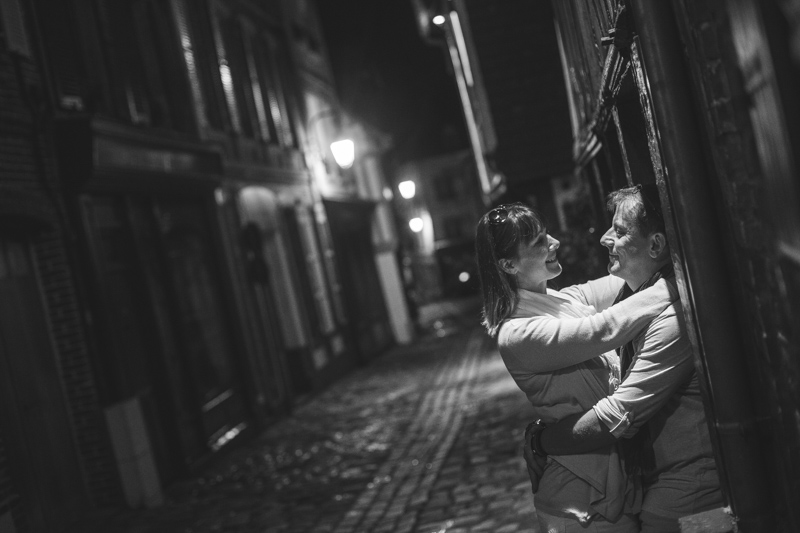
[525,184,723,532]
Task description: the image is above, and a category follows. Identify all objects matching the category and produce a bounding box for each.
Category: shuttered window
[96,0,151,124]
[241,21,273,143]
[0,0,31,57]
[170,0,209,133]
[209,3,259,138]
[29,0,87,111]
[93,0,195,130]
[221,14,257,138]
[264,34,299,148]
[178,0,228,132]
[209,3,241,134]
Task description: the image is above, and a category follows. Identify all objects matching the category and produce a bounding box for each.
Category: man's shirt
[592,300,722,518]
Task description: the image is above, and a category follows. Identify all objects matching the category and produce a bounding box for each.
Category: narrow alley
[70,300,539,533]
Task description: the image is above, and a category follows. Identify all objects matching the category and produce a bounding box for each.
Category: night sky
[314,0,470,165]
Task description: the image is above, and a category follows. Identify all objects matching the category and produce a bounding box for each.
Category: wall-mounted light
[432,14,446,26]
[330,139,355,169]
[409,217,424,233]
[398,180,416,199]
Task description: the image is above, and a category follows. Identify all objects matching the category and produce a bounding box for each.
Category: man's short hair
[607,183,666,237]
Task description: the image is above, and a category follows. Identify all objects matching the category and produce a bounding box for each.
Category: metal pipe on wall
[627,1,775,530]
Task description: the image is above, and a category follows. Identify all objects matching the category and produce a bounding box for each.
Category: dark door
[84,195,251,480]
[323,199,393,362]
[240,221,293,411]
[83,197,187,481]
[0,237,87,531]
[154,199,250,451]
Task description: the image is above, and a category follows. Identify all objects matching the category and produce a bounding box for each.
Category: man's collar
[631,262,675,292]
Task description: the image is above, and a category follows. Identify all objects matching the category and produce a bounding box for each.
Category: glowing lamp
[398,180,416,199]
[330,139,355,169]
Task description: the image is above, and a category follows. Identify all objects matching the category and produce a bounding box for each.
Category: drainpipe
[443,9,493,206]
[627,1,774,530]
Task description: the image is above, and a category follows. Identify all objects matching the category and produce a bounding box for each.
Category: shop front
[56,118,254,496]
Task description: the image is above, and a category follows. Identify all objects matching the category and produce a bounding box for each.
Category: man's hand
[522,421,547,494]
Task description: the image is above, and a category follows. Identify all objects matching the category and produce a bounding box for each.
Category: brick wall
[0,12,121,520]
[32,230,123,507]
[672,1,800,529]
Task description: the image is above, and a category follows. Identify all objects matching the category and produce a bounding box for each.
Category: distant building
[394,150,484,303]
[410,0,576,215]
[407,0,606,293]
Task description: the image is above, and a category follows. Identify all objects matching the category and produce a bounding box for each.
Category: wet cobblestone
[70,307,540,532]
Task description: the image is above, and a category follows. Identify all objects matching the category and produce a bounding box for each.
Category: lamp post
[305,108,356,174]
[398,180,416,199]
[329,139,355,170]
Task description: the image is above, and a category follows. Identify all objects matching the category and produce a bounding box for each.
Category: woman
[475,203,677,532]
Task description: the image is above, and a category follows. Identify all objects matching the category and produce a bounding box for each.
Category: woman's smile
[509,232,562,292]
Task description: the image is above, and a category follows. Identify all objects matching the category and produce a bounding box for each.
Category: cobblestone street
[74,303,540,533]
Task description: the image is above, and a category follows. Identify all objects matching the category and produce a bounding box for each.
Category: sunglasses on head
[488,204,513,225]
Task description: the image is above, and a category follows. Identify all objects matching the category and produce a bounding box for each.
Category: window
[172,0,228,132]
[263,34,298,148]
[295,206,337,334]
[0,0,32,57]
[95,0,194,130]
[211,6,257,138]
[241,24,274,143]
[95,0,151,123]
[249,33,281,144]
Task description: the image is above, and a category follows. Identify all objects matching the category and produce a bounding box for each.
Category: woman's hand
[522,421,547,494]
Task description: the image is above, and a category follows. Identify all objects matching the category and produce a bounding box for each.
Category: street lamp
[398,180,416,199]
[330,139,355,169]
[306,108,357,171]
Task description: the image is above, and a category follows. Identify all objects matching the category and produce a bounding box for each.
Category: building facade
[0,0,401,530]
[551,1,800,531]
[0,1,109,530]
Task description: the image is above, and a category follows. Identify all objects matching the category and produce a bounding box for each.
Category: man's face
[600,205,654,288]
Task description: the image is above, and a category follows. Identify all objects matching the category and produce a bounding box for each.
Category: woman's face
[505,230,561,293]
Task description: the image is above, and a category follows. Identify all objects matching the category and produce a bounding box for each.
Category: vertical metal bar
[627,1,775,529]
[444,10,492,205]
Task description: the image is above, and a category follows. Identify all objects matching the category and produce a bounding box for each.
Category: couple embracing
[475,185,723,533]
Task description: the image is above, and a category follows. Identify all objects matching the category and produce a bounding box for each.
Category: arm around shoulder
[499,278,678,373]
[559,274,626,311]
